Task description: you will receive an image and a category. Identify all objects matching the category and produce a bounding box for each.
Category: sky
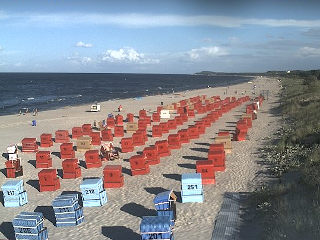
[0,0,320,73]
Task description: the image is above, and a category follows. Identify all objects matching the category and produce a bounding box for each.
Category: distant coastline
[195,69,320,77]
[194,71,262,76]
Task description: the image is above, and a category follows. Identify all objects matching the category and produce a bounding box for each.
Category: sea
[0,73,253,116]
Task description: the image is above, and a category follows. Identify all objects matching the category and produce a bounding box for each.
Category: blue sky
[0,0,320,73]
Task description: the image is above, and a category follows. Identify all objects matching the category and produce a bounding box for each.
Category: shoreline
[0,78,253,118]
[0,74,254,117]
[0,76,278,240]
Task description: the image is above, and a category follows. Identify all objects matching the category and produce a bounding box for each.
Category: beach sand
[0,76,280,240]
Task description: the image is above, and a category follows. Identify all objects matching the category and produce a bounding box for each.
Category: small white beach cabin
[90,103,101,112]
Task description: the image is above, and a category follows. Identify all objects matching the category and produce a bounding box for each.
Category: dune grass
[250,71,320,239]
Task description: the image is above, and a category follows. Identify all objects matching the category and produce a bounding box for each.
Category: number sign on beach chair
[13,212,48,240]
[80,178,107,207]
[52,194,84,227]
[181,173,204,203]
[1,180,28,207]
[140,216,173,240]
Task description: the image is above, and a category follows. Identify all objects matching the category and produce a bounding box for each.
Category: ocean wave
[0,99,21,109]
[2,94,84,110]
[0,73,253,116]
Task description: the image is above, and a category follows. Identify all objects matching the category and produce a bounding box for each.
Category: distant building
[287,70,291,74]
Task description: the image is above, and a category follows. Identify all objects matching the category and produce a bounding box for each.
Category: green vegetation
[250,70,320,239]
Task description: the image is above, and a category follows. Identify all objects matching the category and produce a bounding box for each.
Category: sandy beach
[0,76,280,240]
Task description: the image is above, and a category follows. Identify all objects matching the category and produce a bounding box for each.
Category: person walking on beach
[32,108,38,116]
[118,105,122,112]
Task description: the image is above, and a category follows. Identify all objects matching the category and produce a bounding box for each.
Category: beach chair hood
[153,190,177,211]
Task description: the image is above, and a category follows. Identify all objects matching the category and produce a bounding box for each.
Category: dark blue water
[0,73,252,116]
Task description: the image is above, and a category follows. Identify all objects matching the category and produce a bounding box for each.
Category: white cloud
[76,41,93,48]
[67,54,92,64]
[188,46,228,60]
[102,48,142,62]
[101,47,159,64]
[82,57,92,63]
[2,11,320,28]
[243,18,320,28]
[299,47,320,56]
